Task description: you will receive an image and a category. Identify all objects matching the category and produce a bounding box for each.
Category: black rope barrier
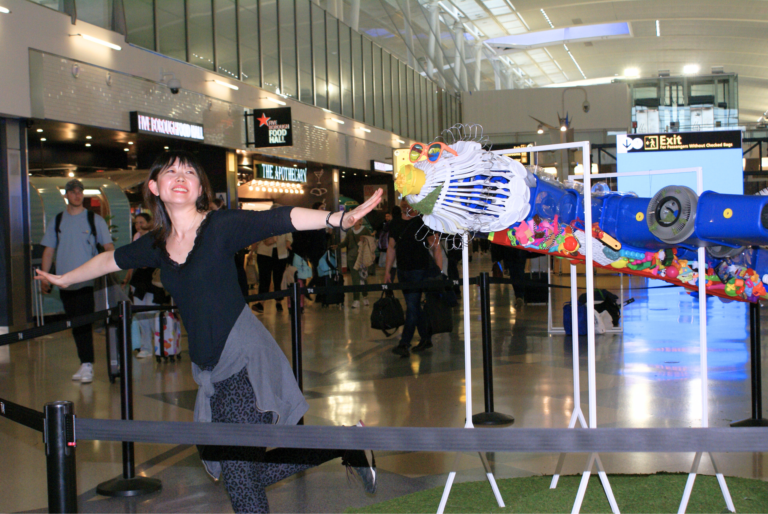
[0,308,117,347]
[0,396,45,432]
[74,418,768,453]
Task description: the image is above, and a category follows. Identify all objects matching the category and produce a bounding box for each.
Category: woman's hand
[339,189,384,230]
[35,269,72,290]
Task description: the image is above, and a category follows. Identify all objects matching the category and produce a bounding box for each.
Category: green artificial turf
[347,474,768,513]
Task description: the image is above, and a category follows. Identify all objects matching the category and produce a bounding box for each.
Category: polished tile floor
[1,251,767,513]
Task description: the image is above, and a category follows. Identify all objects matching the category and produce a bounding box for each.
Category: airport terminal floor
[1,252,767,513]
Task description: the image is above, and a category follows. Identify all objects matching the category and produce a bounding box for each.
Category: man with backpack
[39,179,114,384]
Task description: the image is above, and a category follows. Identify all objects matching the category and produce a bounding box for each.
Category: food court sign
[245,107,293,148]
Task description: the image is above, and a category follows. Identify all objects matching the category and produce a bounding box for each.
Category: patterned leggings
[209,367,341,513]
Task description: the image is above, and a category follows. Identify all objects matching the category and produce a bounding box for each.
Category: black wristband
[325,211,334,229]
[339,210,349,232]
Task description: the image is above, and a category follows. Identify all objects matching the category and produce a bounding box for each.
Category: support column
[348,0,360,32]
[425,2,439,81]
[226,151,238,209]
[403,0,415,68]
[0,118,31,332]
[473,42,482,91]
[453,21,464,91]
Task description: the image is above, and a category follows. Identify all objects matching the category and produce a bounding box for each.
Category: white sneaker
[363,298,369,307]
[136,350,152,359]
[73,363,93,382]
[351,300,360,309]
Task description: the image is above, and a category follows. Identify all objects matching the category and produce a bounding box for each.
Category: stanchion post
[291,282,304,425]
[732,301,768,427]
[96,301,162,497]
[45,401,78,513]
[472,272,515,427]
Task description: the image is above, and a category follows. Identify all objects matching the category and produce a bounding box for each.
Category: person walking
[384,200,442,357]
[36,151,381,513]
[39,179,115,383]
[122,212,158,358]
[335,218,373,308]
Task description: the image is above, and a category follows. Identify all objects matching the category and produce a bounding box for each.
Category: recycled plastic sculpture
[395,125,768,303]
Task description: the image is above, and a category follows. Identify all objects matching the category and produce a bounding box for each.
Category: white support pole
[349,0,360,31]
[404,0,415,68]
[453,21,464,90]
[437,233,505,513]
[474,42,482,91]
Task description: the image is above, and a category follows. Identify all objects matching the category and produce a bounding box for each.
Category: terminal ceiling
[351,0,768,126]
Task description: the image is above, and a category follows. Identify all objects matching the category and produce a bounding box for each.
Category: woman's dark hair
[143,150,213,244]
[391,205,402,218]
[135,212,152,223]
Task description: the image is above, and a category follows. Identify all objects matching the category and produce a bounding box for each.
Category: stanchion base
[96,476,162,497]
[472,412,515,427]
[730,418,768,427]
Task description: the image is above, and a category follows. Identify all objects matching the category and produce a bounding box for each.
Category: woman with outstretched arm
[36,151,382,514]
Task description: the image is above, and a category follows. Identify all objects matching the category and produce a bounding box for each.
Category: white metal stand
[437,232,505,513]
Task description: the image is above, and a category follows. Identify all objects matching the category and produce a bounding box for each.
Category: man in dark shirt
[384,200,442,357]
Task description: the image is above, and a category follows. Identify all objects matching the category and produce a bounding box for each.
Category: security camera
[167,78,181,94]
[582,100,591,113]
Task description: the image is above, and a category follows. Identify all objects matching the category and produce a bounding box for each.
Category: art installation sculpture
[395,124,768,303]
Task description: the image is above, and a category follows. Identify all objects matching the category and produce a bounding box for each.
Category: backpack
[55,210,105,254]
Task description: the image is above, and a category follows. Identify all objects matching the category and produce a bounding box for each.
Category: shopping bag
[370,291,405,337]
[423,292,453,334]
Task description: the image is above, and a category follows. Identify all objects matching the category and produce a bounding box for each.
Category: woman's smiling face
[148,158,203,206]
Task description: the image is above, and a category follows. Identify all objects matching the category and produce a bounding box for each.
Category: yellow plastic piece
[723,208,733,219]
[636,212,644,222]
[394,164,426,196]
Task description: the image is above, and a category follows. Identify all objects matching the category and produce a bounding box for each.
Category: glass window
[391,56,400,135]
[187,0,214,71]
[239,0,260,87]
[125,0,155,50]
[402,64,412,139]
[215,0,238,79]
[260,0,279,94]
[363,39,374,126]
[382,51,392,132]
[157,0,186,62]
[76,0,112,30]
[296,0,313,105]
[327,16,341,113]
[312,5,328,109]
[279,0,297,98]
[421,76,429,140]
[373,46,383,129]
[352,33,364,122]
[339,25,353,118]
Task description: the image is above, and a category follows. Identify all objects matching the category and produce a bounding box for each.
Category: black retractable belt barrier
[732,301,768,427]
[96,301,162,497]
[44,401,77,513]
[472,273,515,427]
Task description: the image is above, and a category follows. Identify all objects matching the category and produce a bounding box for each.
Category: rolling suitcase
[95,274,131,383]
[154,310,182,363]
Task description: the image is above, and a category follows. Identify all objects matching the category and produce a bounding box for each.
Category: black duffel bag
[423,291,453,335]
[370,291,405,337]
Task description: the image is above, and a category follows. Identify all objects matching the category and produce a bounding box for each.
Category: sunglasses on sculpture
[409,142,458,163]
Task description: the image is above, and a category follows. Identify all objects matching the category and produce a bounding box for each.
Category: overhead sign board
[500,143,533,165]
[256,163,307,183]
[371,160,393,174]
[246,107,293,148]
[129,111,204,141]
[617,130,741,154]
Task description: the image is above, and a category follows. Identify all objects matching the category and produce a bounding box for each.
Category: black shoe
[276,302,283,312]
[341,422,377,494]
[252,303,264,313]
[411,340,433,353]
[391,344,410,357]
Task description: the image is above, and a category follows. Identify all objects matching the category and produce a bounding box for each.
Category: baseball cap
[64,179,84,192]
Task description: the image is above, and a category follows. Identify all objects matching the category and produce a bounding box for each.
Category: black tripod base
[96,476,162,497]
[472,412,515,427]
[730,418,768,427]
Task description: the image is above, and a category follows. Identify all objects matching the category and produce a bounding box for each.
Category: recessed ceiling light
[36,128,43,133]
[624,67,639,77]
[331,118,345,125]
[68,172,75,177]
[85,135,92,139]
[40,138,47,141]
[85,143,91,147]
[128,141,134,145]
[360,127,371,133]
[209,79,239,90]
[0,6,11,14]
[397,139,405,144]
[164,146,169,150]
[124,148,130,152]
[70,33,122,51]
[683,64,699,75]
